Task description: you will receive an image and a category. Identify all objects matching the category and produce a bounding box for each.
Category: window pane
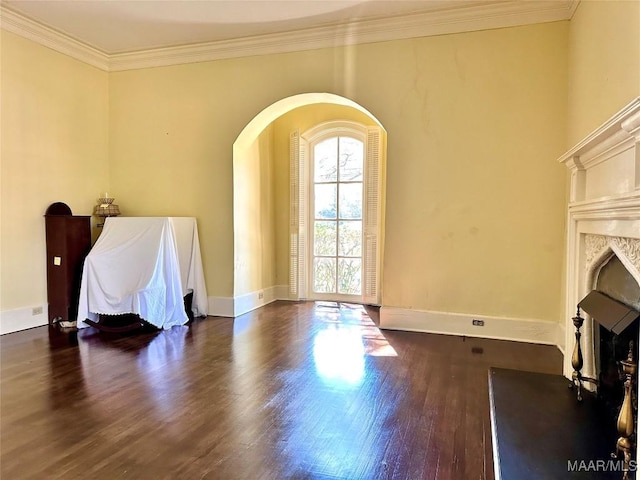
[314,221,337,256]
[338,258,362,295]
[339,137,363,181]
[314,258,336,293]
[338,221,362,257]
[315,184,337,219]
[338,183,362,219]
[314,138,338,183]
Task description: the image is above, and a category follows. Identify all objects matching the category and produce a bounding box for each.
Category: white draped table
[77,217,207,329]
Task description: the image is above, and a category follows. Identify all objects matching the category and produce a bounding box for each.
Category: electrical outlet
[472,319,484,327]
[258,291,264,299]
[32,306,43,316]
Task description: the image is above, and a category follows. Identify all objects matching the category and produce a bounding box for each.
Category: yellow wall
[379,24,569,321]
[233,124,276,296]
[567,0,640,145]
[109,21,569,322]
[0,31,109,312]
[3,19,578,326]
[3,2,638,331]
[108,61,257,297]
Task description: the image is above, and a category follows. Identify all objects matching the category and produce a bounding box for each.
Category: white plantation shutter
[298,140,308,298]
[291,122,383,305]
[289,130,308,299]
[289,130,300,298]
[363,126,382,305]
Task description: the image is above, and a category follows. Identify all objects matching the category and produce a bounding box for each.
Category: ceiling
[0,0,578,71]
[3,0,493,54]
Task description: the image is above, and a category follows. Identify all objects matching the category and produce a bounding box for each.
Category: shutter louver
[297,141,308,299]
[363,127,382,305]
[290,130,308,300]
[289,130,300,299]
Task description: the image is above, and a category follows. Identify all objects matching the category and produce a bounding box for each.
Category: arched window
[290,121,382,305]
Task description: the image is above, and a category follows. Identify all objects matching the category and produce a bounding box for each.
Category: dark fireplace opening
[598,321,639,425]
[594,254,640,430]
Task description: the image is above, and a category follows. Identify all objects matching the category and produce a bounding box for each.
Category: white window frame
[290,121,382,305]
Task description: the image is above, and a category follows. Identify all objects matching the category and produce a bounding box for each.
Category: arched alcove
[233,93,383,153]
[232,93,385,313]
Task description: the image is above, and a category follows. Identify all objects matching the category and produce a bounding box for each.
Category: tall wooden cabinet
[44,203,91,324]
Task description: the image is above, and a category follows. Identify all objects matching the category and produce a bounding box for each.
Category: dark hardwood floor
[1,301,563,479]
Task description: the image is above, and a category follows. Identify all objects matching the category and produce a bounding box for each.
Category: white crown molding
[567,0,581,19]
[109,0,578,71]
[0,6,109,71]
[2,1,578,72]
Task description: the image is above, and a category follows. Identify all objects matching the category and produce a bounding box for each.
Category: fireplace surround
[560,98,640,475]
[560,97,640,383]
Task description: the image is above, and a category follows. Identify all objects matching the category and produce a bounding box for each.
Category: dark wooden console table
[489,367,629,480]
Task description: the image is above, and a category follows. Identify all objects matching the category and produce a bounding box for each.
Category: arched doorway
[232,93,386,310]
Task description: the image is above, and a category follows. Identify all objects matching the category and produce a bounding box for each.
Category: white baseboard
[380,306,560,346]
[274,284,292,301]
[1,288,288,332]
[208,296,235,317]
[1,305,49,335]
[556,321,566,356]
[0,297,564,352]
[208,285,290,318]
[233,285,278,317]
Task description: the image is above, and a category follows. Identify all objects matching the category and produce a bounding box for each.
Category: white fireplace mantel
[559,97,640,380]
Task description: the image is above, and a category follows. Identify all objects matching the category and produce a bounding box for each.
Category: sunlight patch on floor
[314,302,397,357]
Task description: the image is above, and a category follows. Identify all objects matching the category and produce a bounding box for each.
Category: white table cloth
[77,217,207,329]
